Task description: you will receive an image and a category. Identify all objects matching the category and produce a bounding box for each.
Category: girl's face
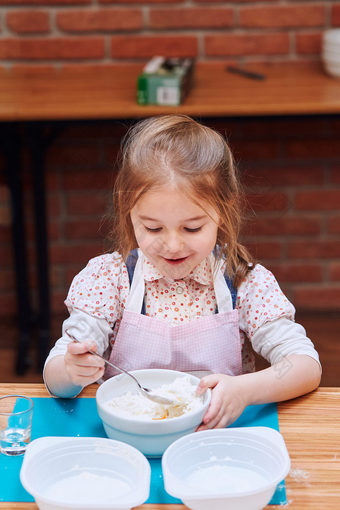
[130,187,219,280]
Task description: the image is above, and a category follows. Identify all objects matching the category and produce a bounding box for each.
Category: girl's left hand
[195,374,248,431]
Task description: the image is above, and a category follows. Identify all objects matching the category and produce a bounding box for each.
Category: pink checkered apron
[105,254,242,379]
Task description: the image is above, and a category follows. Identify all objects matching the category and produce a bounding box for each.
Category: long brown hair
[110,115,254,288]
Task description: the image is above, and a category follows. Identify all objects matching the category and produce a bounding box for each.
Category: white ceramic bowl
[162,427,290,510]
[323,60,340,78]
[323,29,340,46]
[96,369,211,458]
[322,43,340,53]
[322,48,340,60]
[20,436,150,510]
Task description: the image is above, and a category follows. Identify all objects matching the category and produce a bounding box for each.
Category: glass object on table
[0,395,34,455]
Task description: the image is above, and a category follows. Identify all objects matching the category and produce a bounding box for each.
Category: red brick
[65,265,88,286]
[6,10,50,33]
[296,32,322,54]
[195,0,276,3]
[332,4,340,26]
[25,217,60,241]
[48,221,61,241]
[46,170,60,192]
[243,241,282,260]
[50,242,104,264]
[65,219,109,239]
[240,5,325,28]
[0,294,16,317]
[0,270,14,291]
[0,244,12,265]
[267,263,322,283]
[0,37,105,60]
[287,241,340,259]
[329,118,340,133]
[237,117,329,139]
[231,140,281,161]
[246,192,288,213]
[104,144,122,167]
[293,287,340,311]
[0,186,11,226]
[287,139,340,159]
[47,194,61,217]
[56,9,142,32]
[295,190,340,211]
[150,8,233,29]
[28,264,61,289]
[46,144,101,167]
[58,122,125,141]
[244,216,320,236]
[242,166,324,188]
[331,167,340,184]
[330,262,340,281]
[62,169,112,190]
[52,290,70,314]
[205,33,289,57]
[0,226,11,243]
[0,0,90,4]
[101,0,184,4]
[67,192,108,215]
[111,35,197,58]
[328,215,340,234]
[11,65,56,75]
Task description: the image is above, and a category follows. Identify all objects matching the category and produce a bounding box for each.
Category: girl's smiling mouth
[163,257,189,265]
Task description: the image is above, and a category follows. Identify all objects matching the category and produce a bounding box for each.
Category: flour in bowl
[106,376,203,420]
[43,471,131,504]
[186,465,268,494]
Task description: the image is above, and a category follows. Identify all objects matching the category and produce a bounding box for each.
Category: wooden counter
[1,61,340,121]
[0,385,339,509]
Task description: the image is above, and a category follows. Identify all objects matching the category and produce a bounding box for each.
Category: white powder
[43,471,130,504]
[186,465,268,494]
[106,376,203,420]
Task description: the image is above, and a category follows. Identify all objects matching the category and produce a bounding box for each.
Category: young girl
[44,115,321,430]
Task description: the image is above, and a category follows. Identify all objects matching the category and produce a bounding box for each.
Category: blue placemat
[0,398,287,505]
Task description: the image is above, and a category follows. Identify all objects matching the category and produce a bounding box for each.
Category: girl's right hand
[64,341,105,387]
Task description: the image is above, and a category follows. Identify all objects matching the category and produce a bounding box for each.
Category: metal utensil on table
[65,329,176,406]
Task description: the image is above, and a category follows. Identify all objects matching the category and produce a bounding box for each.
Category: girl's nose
[164,231,183,254]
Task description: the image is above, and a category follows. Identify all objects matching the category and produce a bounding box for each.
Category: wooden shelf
[1,61,340,121]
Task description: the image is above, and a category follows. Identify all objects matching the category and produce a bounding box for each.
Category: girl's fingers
[202,393,223,424]
[196,374,221,395]
[71,367,105,386]
[73,364,103,377]
[67,341,92,355]
[197,406,230,431]
[66,353,104,369]
[66,343,104,368]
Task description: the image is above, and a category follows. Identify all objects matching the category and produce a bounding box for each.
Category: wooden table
[1,61,340,120]
[0,384,339,509]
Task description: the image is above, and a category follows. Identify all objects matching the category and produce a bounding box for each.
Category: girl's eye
[145,226,162,232]
[184,227,202,233]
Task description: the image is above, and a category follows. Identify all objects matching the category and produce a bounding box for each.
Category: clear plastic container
[162,426,290,510]
[20,436,150,510]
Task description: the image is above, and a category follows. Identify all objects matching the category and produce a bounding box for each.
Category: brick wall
[1,116,340,319]
[0,1,339,67]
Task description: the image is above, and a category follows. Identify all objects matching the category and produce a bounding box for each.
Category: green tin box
[137,57,195,106]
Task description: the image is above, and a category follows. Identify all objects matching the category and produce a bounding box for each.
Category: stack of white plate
[322,29,340,78]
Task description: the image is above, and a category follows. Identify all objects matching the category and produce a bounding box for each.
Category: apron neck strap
[125,251,235,314]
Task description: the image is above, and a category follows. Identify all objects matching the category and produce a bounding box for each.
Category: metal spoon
[65,329,176,406]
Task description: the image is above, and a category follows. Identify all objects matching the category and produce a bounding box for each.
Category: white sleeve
[44,308,113,367]
[250,316,321,367]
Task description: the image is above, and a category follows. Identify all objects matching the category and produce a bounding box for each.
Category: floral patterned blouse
[56,252,320,374]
